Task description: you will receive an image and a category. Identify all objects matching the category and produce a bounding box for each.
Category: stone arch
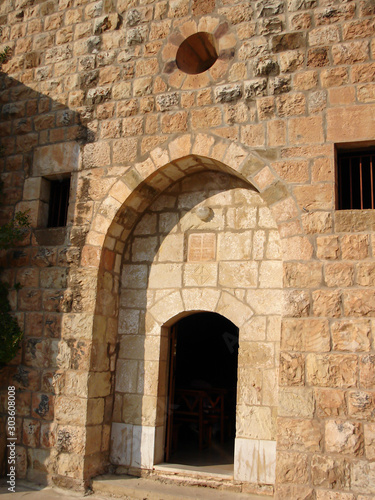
[103,169,282,488]
[76,135,298,484]
[82,132,299,272]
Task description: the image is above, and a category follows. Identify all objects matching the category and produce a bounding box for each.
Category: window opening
[337,149,375,210]
[47,177,70,227]
[176,32,218,75]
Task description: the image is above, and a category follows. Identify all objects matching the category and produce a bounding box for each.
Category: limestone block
[341,234,369,260]
[364,423,375,460]
[325,420,364,455]
[62,371,89,398]
[263,368,278,406]
[360,354,375,389]
[180,207,225,231]
[311,454,350,489]
[87,397,105,425]
[277,418,322,452]
[234,438,276,483]
[317,235,339,260]
[276,484,314,500]
[115,359,138,393]
[237,366,262,405]
[281,318,330,352]
[134,214,157,236]
[159,212,179,233]
[40,268,68,289]
[88,372,111,398]
[276,451,309,484]
[348,390,375,420]
[281,236,313,260]
[331,320,371,352]
[157,234,184,262]
[120,290,146,309]
[181,288,221,312]
[306,354,358,388]
[253,230,266,260]
[118,309,140,335]
[219,261,258,288]
[23,419,40,447]
[131,237,158,263]
[237,405,276,440]
[247,289,282,315]
[324,262,354,287]
[121,394,156,426]
[351,460,375,494]
[217,291,254,327]
[342,290,375,317]
[283,290,310,317]
[55,425,85,454]
[312,290,342,317]
[148,264,182,289]
[33,142,79,176]
[15,446,27,479]
[284,262,322,288]
[241,316,267,342]
[280,352,305,386]
[279,387,314,418]
[138,360,159,396]
[357,263,375,286]
[150,291,184,325]
[327,105,375,142]
[316,492,355,500]
[226,206,257,229]
[131,425,155,469]
[55,396,87,426]
[315,388,347,417]
[239,341,274,370]
[183,263,218,287]
[110,422,132,465]
[259,261,283,288]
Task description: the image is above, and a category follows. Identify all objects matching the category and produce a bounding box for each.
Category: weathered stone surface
[215,84,242,103]
[280,352,305,386]
[282,318,330,352]
[311,454,350,489]
[276,451,309,483]
[278,418,323,452]
[315,388,347,417]
[325,420,364,455]
[348,391,375,420]
[331,320,371,352]
[306,354,358,388]
[351,461,375,494]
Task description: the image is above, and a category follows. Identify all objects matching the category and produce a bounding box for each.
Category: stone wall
[111,172,282,489]
[0,0,374,497]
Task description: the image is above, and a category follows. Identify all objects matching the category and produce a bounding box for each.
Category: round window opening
[176,32,218,75]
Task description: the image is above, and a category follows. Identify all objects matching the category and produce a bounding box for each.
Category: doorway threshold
[154,462,234,479]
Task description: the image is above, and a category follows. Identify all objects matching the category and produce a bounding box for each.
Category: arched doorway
[165,313,239,474]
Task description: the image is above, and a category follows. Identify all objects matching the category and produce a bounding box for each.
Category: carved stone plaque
[187,233,216,261]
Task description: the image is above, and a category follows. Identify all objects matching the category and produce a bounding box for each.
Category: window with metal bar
[47,177,70,227]
[337,150,375,210]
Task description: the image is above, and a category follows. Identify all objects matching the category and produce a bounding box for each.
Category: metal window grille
[337,150,375,210]
[47,178,70,227]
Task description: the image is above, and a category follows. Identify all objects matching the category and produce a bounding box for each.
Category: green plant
[0,282,23,367]
[0,209,30,250]
[0,46,11,66]
[0,185,29,367]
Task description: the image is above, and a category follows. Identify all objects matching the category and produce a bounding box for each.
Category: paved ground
[0,476,266,500]
[0,480,108,500]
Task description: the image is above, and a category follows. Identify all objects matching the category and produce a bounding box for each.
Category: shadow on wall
[0,71,88,480]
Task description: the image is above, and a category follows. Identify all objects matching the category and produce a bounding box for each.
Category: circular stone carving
[176,32,218,75]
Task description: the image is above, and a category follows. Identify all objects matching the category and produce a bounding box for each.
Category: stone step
[92,474,271,500]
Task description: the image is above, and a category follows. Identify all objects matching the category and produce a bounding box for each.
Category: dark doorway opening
[165,312,239,473]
